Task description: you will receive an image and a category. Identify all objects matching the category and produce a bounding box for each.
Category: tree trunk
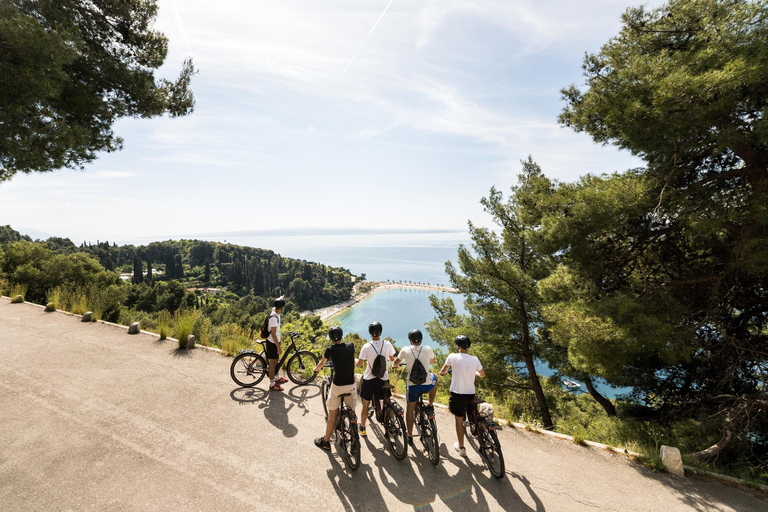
[584,376,617,417]
[690,428,734,461]
[520,320,554,429]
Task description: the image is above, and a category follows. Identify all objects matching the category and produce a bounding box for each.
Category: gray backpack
[408,346,428,384]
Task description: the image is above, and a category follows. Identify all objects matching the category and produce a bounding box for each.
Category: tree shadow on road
[625,460,767,512]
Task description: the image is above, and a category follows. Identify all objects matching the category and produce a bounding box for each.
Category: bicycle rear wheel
[230,352,267,387]
[383,403,408,460]
[482,429,505,479]
[321,379,330,421]
[286,350,319,385]
[422,416,440,465]
[339,410,360,470]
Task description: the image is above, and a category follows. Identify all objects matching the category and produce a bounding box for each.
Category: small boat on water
[563,379,582,390]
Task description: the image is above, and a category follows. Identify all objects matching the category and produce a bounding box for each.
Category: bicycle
[319,362,360,470]
[465,397,505,479]
[230,331,319,387]
[396,362,439,465]
[366,380,408,460]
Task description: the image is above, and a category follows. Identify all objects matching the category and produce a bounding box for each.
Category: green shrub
[173,309,197,349]
[157,310,171,340]
[220,324,252,355]
[10,283,27,302]
[47,287,62,311]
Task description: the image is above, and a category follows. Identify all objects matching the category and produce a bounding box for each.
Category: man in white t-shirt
[439,334,485,457]
[266,297,288,391]
[393,329,437,443]
[355,321,395,437]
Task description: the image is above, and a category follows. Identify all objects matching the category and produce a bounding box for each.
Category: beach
[300,281,458,322]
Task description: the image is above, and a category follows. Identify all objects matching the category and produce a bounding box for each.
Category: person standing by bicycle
[313,326,357,451]
[267,296,288,391]
[393,329,438,443]
[356,321,396,437]
[439,334,485,457]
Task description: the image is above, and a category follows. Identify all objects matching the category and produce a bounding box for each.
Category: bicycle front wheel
[286,350,319,385]
[339,411,361,470]
[482,429,505,479]
[230,352,267,387]
[321,379,330,421]
[383,403,408,460]
[422,416,440,465]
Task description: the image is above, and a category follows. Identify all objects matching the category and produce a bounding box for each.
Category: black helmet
[368,321,383,337]
[274,297,286,309]
[408,329,423,344]
[454,335,471,349]
[328,326,343,342]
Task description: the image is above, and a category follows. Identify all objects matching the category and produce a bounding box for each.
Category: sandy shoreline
[300,282,459,322]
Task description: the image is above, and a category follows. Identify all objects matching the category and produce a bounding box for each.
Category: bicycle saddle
[472,397,485,404]
[382,383,395,390]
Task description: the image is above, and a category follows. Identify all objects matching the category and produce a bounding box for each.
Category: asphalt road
[1,298,766,511]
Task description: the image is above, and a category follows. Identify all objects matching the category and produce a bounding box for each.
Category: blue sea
[131,230,629,398]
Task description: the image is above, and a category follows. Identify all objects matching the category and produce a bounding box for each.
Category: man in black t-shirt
[313,326,357,451]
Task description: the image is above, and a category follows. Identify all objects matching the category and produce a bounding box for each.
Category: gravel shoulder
[1,298,765,511]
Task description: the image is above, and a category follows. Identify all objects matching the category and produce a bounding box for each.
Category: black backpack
[408,346,428,384]
[370,341,387,378]
[260,313,277,339]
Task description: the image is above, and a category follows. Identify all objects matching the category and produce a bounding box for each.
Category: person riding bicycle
[439,334,485,457]
[313,326,357,451]
[393,329,438,443]
[267,296,288,391]
[355,321,396,437]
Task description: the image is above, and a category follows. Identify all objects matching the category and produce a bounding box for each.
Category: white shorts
[327,383,357,411]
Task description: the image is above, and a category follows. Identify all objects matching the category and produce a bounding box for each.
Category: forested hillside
[0,226,356,344]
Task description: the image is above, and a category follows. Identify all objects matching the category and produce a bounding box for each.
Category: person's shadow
[258,390,298,438]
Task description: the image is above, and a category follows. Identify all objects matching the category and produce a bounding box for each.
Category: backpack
[408,346,428,384]
[370,341,387,378]
[260,313,277,339]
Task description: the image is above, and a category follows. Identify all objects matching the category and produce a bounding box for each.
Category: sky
[0,0,666,244]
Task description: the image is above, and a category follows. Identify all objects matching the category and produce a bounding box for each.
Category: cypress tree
[133,256,143,284]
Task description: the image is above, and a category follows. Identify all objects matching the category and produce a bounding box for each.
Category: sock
[270,380,276,387]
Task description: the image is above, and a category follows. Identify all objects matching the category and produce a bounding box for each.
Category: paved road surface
[1,299,765,511]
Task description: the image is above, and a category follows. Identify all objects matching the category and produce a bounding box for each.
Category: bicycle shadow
[364,426,442,508]
[324,447,388,512]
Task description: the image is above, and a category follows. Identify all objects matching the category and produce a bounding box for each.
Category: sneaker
[275,376,289,384]
[269,384,284,391]
[454,442,467,457]
[314,437,331,451]
[359,425,367,437]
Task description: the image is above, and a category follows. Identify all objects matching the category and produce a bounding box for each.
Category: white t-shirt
[397,345,434,385]
[444,352,483,394]
[267,309,280,345]
[359,339,395,380]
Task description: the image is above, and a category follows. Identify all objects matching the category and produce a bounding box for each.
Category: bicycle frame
[257,331,302,372]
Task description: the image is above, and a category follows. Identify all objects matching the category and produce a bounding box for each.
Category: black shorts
[360,378,391,401]
[449,393,477,417]
[265,341,279,360]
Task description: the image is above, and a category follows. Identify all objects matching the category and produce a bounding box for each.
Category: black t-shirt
[324,342,356,386]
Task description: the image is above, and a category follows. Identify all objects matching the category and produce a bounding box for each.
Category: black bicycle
[466,397,505,479]
[319,363,360,470]
[367,381,408,460]
[414,389,440,465]
[396,362,439,464]
[230,331,318,387]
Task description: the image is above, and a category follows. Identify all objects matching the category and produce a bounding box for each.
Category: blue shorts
[406,373,436,403]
